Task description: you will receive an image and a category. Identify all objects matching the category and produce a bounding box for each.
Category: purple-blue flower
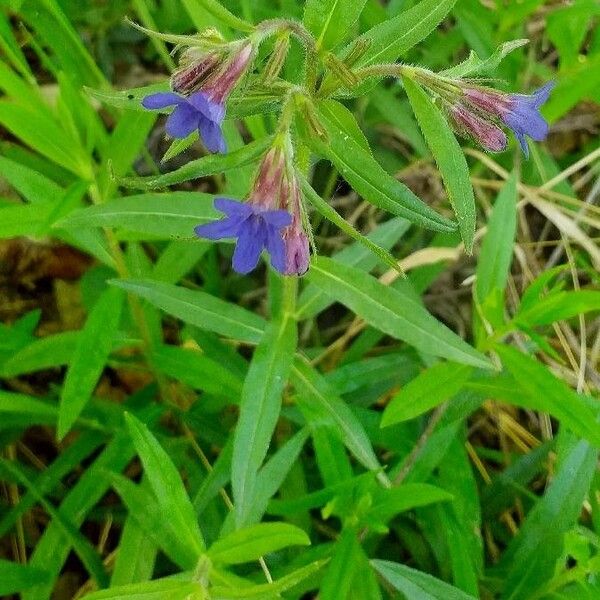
[194,198,292,274]
[142,91,226,153]
[501,82,554,157]
[464,82,554,158]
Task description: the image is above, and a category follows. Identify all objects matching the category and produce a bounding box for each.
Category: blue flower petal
[166,104,200,138]
[198,118,227,153]
[261,209,292,228]
[142,92,184,109]
[265,226,287,274]
[232,218,267,274]
[532,81,555,108]
[194,215,246,240]
[214,197,253,218]
[188,92,226,123]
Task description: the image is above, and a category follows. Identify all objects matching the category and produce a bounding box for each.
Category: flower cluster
[143,41,254,154]
[194,138,310,276]
[413,69,554,158]
[137,18,555,279]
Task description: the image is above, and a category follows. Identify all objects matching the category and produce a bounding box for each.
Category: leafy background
[0,0,599,599]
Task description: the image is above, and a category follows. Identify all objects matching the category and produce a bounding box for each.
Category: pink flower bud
[203,43,254,104]
[171,50,221,94]
[248,145,287,210]
[284,228,310,275]
[449,104,507,152]
[463,87,512,117]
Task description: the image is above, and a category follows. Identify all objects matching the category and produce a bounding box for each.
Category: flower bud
[324,53,359,88]
[448,104,507,152]
[342,38,372,69]
[171,49,222,94]
[284,227,310,275]
[261,34,291,84]
[203,42,254,104]
[248,145,287,209]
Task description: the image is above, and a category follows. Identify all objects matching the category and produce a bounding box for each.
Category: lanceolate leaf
[501,438,598,599]
[292,357,385,479]
[304,0,368,50]
[55,192,219,240]
[403,75,476,252]
[58,287,124,440]
[124,414,206,555]
[307,257,491,369]
[309,101,457,233]
[476,173,518,307]
[299,174,402,274]
[232,312,297,527]
[110,279,265,344]
[381,362,472,426]
[0,559,50,596]
[344,0,457,67]
[494,346,600,447]
[207,523,310,565]
[120,137,272,190]
[372,559,477,599]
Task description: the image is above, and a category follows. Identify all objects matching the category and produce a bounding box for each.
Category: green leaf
[515,290,600,327]
[501,438,598,599]
[291,358,385,478]
[124,413,206,554]
[109,474,199,570]
[85,83,168,111]
[21,428,142,600]
[194,0,254,31]
[19,0,105,86]
[381,363,472,426]
[1,331,79,377]
[297,217,410,319]
[304,0,368,50]
[403,75,476,253]
[110,516,156,586]
[120,138,272,190]
[232,312,297,527]
[57,287,124,439]
[0,559,50,595]
[319,528,362,600]
[347,0,458,67]
[0,459,109,589]
[495,346,600,447]
[441,39,529,78]
[210,560,327,599]
[55,192,219,240]
[0,102,89,177]
[307,257,491,369]
[0,155,64,204]
[85,578,203,600]
[308,100,456,233]
[0,202,55,239]
[372,559,478,599]
[110,279,265,344]
[208,523,310,565]
[368,484,454,524]
[299,174,402,275]
[476,173,518,308]
[153,344,243,401]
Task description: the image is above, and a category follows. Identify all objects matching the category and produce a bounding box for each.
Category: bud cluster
[410,68,553,158]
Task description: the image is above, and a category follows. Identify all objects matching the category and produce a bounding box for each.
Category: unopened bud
[203,42,254,103]
[324,53,359,88]
[342,38,372,69]
[171,49,221,94]
[448,104,507,152]
[261,34,291,84]
[300,98,328,141]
